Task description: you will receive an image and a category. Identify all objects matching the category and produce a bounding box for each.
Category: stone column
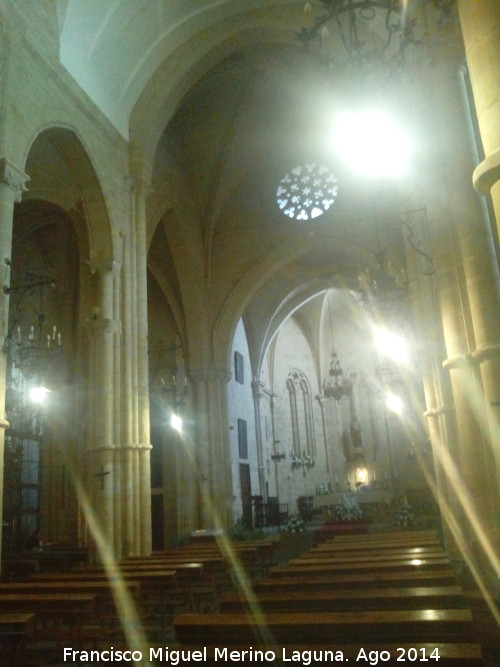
[84,260,119,563]
[316,396,331,480]
[191,369,233,529]
[415,42,500,579]
[458,1,500,234]
[132,173,152,556]
[457,0,500,493]
[251,380,266,498]
[0,159,29,569]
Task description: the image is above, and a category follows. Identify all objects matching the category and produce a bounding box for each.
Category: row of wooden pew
[0,536,278,665]
[172,529,485,666]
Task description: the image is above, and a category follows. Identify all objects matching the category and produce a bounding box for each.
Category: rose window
[276,163,338,221]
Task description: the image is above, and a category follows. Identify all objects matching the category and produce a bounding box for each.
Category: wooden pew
[0,580,144,627]
[173,608,475,644]
[73,562,208,611]
[277,556,451,574]
[311,543,444,556]
[0,593,98,646]
[29,570,178,624]
[219,585,467,612]
[296,549,446,563]
[254,568,459,591]
[0,613,36,667]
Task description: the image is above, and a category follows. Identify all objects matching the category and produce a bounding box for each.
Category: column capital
[473,149,500,195]
[0,158,29,202]
[89,258,121,276]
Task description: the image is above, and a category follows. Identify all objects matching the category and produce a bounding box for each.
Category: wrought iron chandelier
[323,350,353,401]
[298,1,455,83]
[3,267,62,381]
[358,249,408,322]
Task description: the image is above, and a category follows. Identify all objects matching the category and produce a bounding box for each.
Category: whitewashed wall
[227,319,258,522]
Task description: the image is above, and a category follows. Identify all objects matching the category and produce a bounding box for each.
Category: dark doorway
[239,464,252,528]
[151,493,165,550]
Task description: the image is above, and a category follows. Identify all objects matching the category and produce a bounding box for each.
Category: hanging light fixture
[298,1,455,85]
[323,350,353,401]
[3,267,62,381]
[358,249,408,323]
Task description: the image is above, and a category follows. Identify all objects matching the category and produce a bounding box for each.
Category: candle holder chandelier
[3,266,62,382]
[298,1,456,84]
[323,350,353,401]
[358,249,408,323]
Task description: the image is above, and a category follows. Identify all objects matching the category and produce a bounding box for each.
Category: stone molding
[443,344,500,370]
[423,407,455,418]
[80,443,152,454]
[0,158,29,202]
[471,343,500,363]
[473,149,500,195]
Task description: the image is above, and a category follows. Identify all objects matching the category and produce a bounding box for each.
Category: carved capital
[0,158,29,202]
[89,258,121,277]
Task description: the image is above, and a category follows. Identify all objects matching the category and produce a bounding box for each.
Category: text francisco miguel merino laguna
[63,645,441,663]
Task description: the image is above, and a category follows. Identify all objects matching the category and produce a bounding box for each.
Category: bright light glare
[170,413,183,433]
[372,326,409,364]
[29,386,51,404]
[356,467,368,484]
[386,392,404,415]
[333,110,411,178]
[411,559,423,566]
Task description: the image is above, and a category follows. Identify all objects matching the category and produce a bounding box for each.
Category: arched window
[287,369,316,457]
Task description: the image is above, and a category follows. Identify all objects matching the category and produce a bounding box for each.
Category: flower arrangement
[393,500,417,528]
[282,513,306,533]
[334,494,363,522]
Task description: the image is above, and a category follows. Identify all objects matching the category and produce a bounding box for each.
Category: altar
[313,489,391,511]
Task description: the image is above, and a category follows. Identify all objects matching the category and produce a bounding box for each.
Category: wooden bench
[0,593,98,646]
[173,608,475,644]
[29,569,180,623]
[255,568,459,590]
[278,556,451,574]
[0,613,36,667]
[297,549,446,562]
[219,585,467,612]
[312,543,444,555]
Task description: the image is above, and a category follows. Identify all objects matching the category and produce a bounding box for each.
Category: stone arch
[131,23,298,187]
[213,233,376,375]
[21,125,114,265]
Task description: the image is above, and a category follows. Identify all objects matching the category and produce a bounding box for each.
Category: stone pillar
[458,1,500,234]
[415,41,500,580]
[316,396,331,480]
[84,260,119,563]
[0,159,29,570]
[133,174,152,556]
[119,160,152,556]
[251,380,266,498]
[191,369,233,529]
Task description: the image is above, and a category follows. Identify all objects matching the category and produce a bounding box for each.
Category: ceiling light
[386,392,404,414]
[332,110,411,178]
[372,326,409,364]
[170,413,183,433]
[29,386,52,404]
